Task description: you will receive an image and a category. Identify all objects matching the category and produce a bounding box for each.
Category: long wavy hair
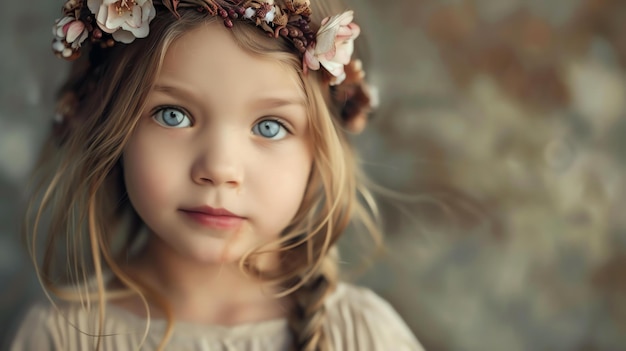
[24,1,381,350]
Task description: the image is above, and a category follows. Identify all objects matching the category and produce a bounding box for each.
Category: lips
[180,206,245,230]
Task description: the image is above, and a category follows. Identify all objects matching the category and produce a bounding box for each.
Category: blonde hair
[25,2,381,350]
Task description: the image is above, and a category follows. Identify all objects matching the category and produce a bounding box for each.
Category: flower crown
[52,0,377,132]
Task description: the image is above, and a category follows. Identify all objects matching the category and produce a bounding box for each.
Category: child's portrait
[1,0,625,350]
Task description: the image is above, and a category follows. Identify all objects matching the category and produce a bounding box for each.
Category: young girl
[11,0,423,350]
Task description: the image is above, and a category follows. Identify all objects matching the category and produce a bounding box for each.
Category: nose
[191,132,243,188]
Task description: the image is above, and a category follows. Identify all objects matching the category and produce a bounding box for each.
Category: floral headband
[52,0,376,132]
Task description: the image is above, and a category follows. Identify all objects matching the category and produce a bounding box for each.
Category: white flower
[87,0,156,44]
[53,16,88,49]
[244,7,256,19]
[304,11,360,85]
[264,7,276,23]
[52,39,73,58]
[52,39,65,52]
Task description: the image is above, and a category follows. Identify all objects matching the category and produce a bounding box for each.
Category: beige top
[10,283,423,351]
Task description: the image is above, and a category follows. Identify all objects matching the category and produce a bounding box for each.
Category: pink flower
[87,0,156,44]
[52,16,89,58]
[304,11,360,85]
[53,16,88,48]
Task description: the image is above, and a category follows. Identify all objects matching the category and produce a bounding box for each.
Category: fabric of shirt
[9,283,424,351]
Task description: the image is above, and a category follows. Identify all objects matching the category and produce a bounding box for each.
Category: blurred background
[2,0,626,350]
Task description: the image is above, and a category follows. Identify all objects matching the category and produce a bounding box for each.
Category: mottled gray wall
[2,0,626,350]
[1,0,68,347]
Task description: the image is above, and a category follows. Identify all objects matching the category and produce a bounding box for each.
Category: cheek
[122,134,182,213]
[256,144,312,216]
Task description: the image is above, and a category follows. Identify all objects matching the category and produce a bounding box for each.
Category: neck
[119,235,291,325]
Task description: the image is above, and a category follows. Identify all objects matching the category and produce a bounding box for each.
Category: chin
[181,244,244,265]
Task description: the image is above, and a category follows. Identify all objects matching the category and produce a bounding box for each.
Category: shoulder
[8,299,150,351]
[324,283,425,351]
[8,300,68,351]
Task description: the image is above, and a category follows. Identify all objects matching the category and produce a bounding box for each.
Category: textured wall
[1,0,69,347]
[2,0,626,350]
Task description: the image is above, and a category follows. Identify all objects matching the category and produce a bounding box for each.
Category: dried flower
[286,0,311,15]
[86,0,156,43]
[304,11,360,85]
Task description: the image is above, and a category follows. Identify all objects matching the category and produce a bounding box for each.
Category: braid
[288,253,339,351]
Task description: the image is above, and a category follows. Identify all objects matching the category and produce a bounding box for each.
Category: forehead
[156,21,304,102]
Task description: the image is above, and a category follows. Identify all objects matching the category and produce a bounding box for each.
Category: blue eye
[252,119,288,140]
[153,107,191,128]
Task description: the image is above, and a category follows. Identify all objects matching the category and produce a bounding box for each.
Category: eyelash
[150,105,293,133]
[151,105,194,126]
[260,118,291,133]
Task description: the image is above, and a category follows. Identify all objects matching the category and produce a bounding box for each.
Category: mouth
[180,206,245,230]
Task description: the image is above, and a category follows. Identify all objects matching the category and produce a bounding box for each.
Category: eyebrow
[153,84,200,100]
[252,96,306,109]
[152,84,305,109]
[151,84,208,111]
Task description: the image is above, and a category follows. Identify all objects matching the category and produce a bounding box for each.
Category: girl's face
[123,21,312,264]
